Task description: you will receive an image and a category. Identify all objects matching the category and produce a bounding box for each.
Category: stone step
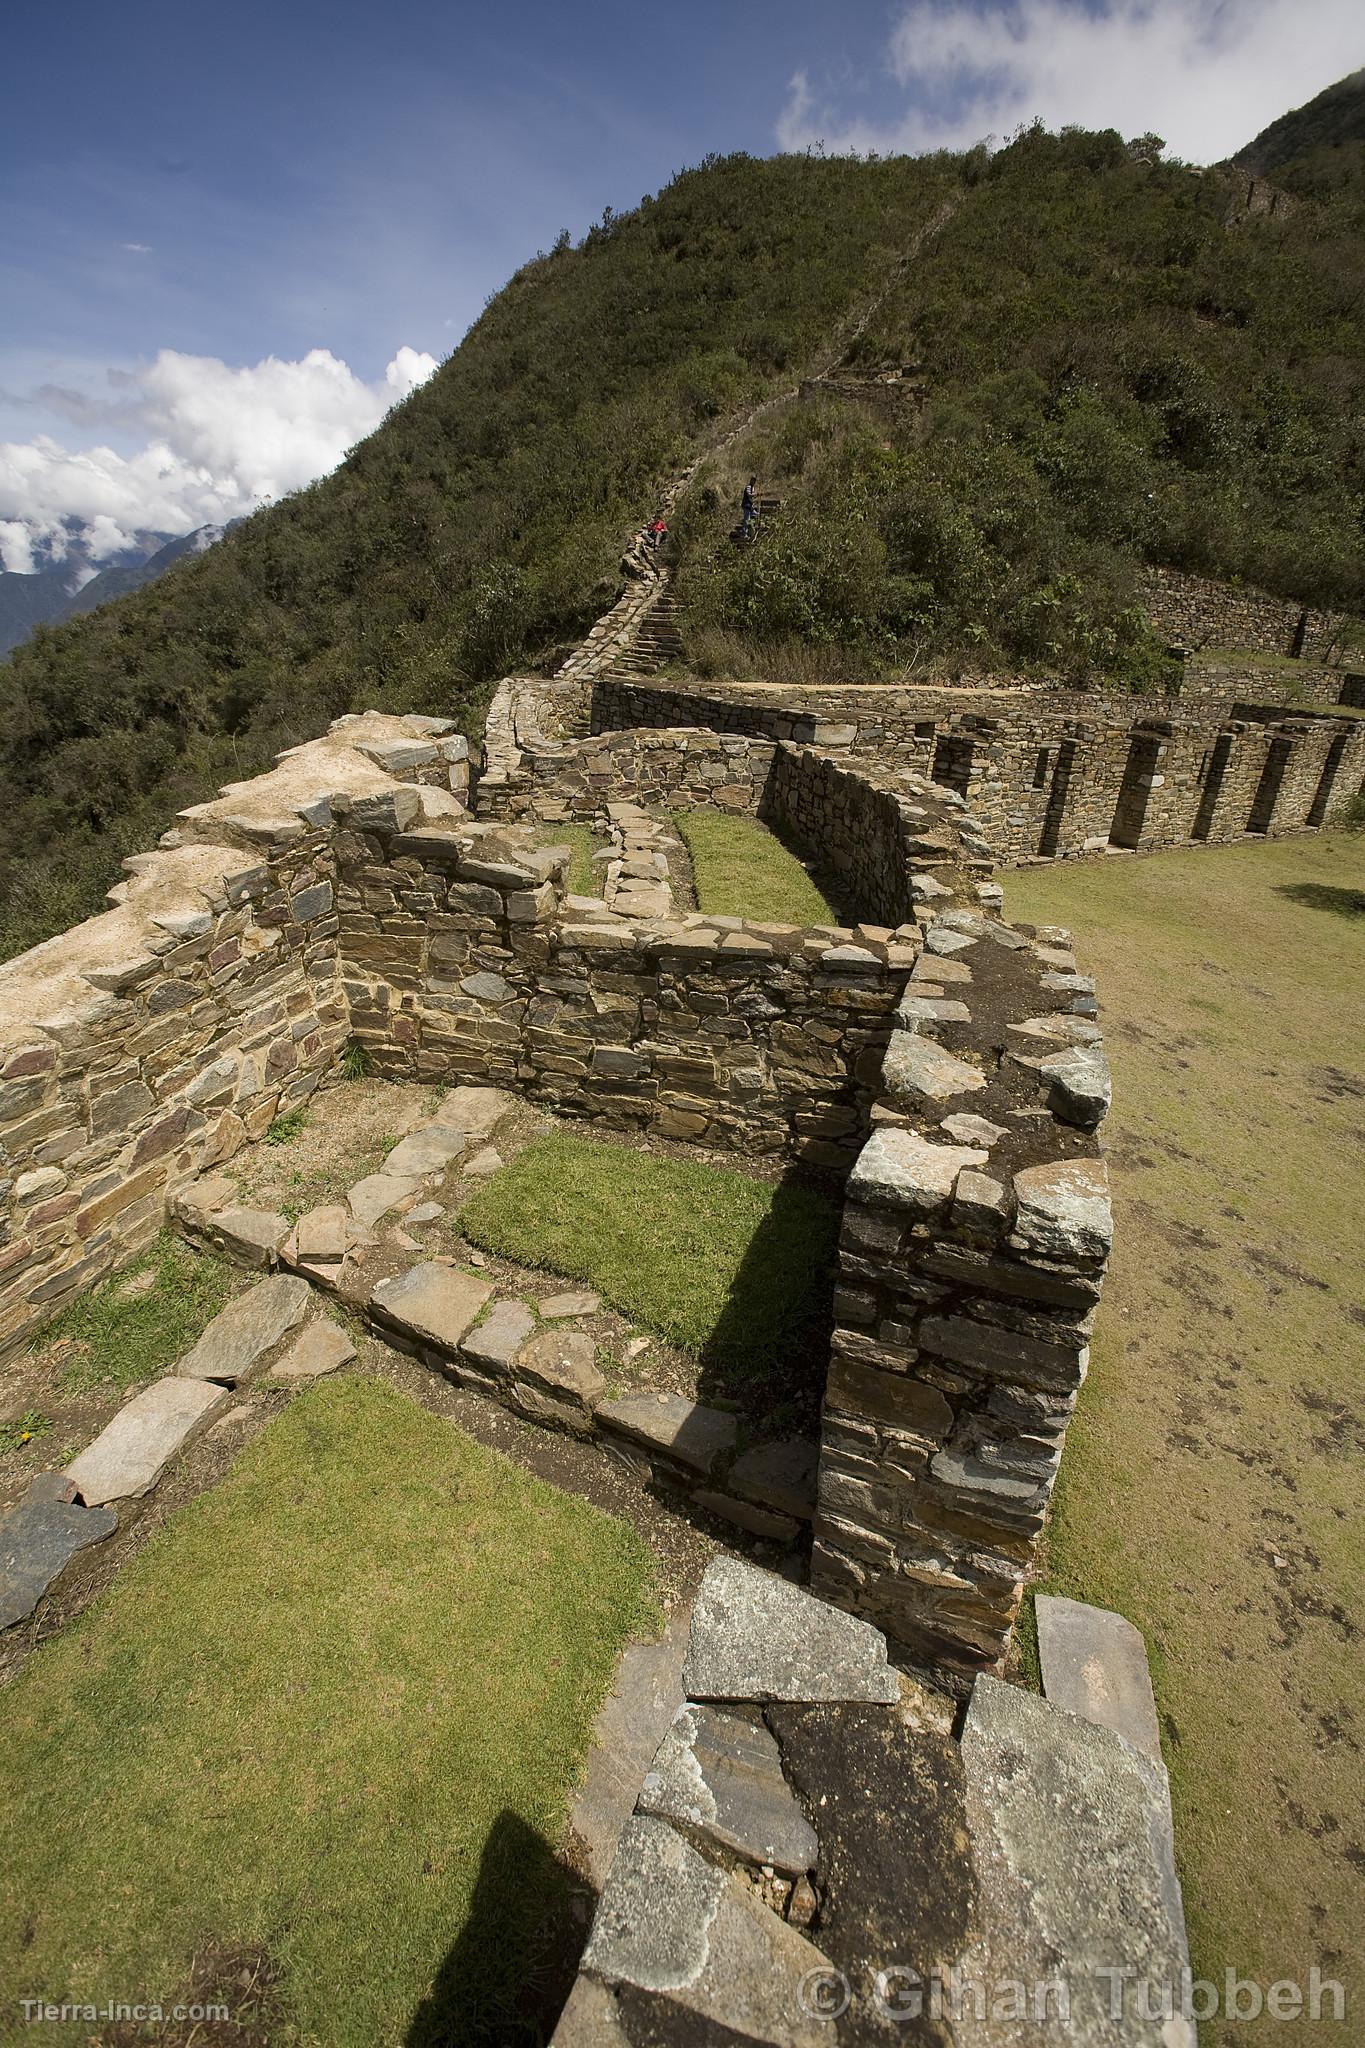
[64,1377,232,1507]
[0,1487,119,1629]
[176,1275,312,1385]
[960,1675,1191,2044]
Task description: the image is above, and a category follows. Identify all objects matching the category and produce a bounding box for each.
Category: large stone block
[65,1377,231,1505]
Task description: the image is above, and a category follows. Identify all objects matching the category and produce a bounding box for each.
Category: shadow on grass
[1275,881,1365,919]
[407,1809,591,2048]
[695,1167,841,1432]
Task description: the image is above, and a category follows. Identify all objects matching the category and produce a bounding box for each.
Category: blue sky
[2,0,1359,567]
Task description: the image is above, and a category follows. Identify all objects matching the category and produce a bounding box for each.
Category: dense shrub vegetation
[1234,67,1365,203]
[2,107,1363,957]
[674,123,1365,689]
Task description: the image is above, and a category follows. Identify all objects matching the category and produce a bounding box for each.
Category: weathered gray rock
[370,1262,493,1355]
[596,1393,736,1475]
[941,1112,1007,1146]
[461,1298,536,1376]
[638,1704,819,1874]
[268,1318,356,1382]
[346,1172,421,1228]
[1038,1047,1112,1130]
[570,1604,692,1892]
[538,1289,602,1319]
[582,1816,837,2047]
[961,1676,1191,2046]
[65,1377,231,1505]
[511,1327,605,1433]
[952,1169,1009,1232]
[459,970,513,1002]
[690,1489,800,1542]
[728,1437,818,1521]
[549,1977,630,2046]
[177,1275,311,1383]
[431,1085,514,1138]
[684,1557,900,1704]
[1011,1158,1112,1264]
[883,1032,986,1107]
[1035,1595,1162,1761]
[292,1205,350,1264]
[0,1498,118,1628]
[200,1206,290,1270]
[382,1126,467,1179]
[463,1147,503,1177]
[848,1128,987,1215]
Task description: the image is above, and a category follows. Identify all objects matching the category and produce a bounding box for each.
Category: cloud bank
[0,343,438,571]
[777,0,1364,165]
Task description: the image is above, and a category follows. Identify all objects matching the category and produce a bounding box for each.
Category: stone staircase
[604,591,687,681]
[554,1557,1193,2048]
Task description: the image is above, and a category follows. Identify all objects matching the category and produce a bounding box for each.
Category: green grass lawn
[674,812,836,926]
[539,825,600,897]
[1006,831,1364,2043]
[459,1132,838,1419]
[35,1232,234,1395]
[0,1376,655,2047]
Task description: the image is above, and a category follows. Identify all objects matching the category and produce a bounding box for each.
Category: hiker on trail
[740,475,757,539]
[648,517,667,550]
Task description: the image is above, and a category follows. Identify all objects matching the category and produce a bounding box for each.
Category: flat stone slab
[267,1318,357,1383]
[684,1557,900,1704]
[570,1603,692,1890]
[461,1297,536,1375]
[639,1704,818,1874]
[1035,1595,1162,1760]
[538,1290,602,1319]
[382,1125,467,1179]
[293,1205,350,1264]
[883,1032,986,1106]
[463,1147,503,1177]
[347,1172,421,1229]
[848,1127,987,1215]
[511,1327,605,1433]
[65,1377,232,1505]
[596,1394,736,1476]
[199,1205,291,1269]
[0,1498,119,1628]
[1011,1158,1112,1263]
[370,1262,493,1355]
[728,1437,818,1521]
[177,1275,311,1384]
[962,1676,1190,2046]
[431,1085,514,1139]
[582,1815,837,2047]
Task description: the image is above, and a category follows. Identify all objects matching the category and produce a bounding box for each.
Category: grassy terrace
[674,812,835,926]
[459,1131,839,1423]
[0,1376,655,2046]
[1007,832,1364,2041]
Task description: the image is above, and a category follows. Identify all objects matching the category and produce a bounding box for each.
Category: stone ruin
[17,523,1358,2036]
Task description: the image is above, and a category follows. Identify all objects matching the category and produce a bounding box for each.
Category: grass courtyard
[674,812,836,926]
[458,1131,839,1423]
[0,1375,655,2046]
[1006,831,1364,2041]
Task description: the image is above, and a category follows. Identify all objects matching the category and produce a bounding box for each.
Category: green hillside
[0,152,953,959]
[673,124,1365,687]
[2,121,1365,958]
[1233,67,1365,201]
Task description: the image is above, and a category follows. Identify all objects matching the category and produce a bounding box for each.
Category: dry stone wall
[0,713,470,1359]
[1141,565,1356,663]
[585,672,1365,864]
[335,804,920,1168]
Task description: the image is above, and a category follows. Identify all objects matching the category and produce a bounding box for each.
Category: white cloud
[121,242,153,254]
[0,343,438,566]
[777,1,1364,164]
